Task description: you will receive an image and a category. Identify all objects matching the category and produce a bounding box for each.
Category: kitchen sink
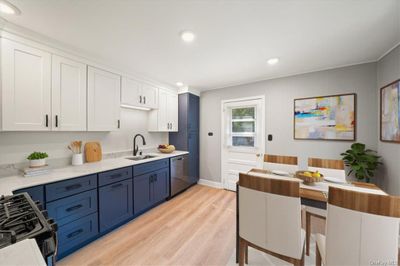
[125,155,157,161]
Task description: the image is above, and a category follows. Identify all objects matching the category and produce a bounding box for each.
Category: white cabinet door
[167,93,178,131]
[157,89,169,131]
[148,89,178,132]
[121,76,142,107]
[87,66,121,131]
[1,38,51,131]
[141,83,158,109]
[52,55,87,131]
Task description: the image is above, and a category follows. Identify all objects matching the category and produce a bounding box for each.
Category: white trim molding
[198,179,223,189]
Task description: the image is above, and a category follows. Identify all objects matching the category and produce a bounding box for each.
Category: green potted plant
[341,143,381,183]
[27,152,48,168]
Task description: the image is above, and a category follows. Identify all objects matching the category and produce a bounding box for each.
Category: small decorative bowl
[295,171,324,185]
[158,146,175,154]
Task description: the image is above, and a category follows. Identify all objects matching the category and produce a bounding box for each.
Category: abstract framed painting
[294,93,356,141]
[380,79,400,143]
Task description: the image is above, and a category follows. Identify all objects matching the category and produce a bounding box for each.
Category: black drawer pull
[111,183,123,189]
[67,228,84,239]
[66,204,83,212]
[110,173,123,179]
[65,184,82,191]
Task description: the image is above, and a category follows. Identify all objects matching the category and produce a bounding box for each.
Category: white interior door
[221,96,265,191]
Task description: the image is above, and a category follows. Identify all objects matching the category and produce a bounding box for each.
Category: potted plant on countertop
[27,152,48,168]
[341,143,382,183]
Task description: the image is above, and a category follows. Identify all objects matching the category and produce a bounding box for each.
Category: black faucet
[133,134,146,156]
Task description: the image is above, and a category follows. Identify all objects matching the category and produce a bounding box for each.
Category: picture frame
[380,79,400,143]
[294,93,357,141]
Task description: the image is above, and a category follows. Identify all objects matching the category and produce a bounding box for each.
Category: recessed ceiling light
[267,58,279,65]
[180,30,195,43]
[176,82,184,87]
[0,0,21,15]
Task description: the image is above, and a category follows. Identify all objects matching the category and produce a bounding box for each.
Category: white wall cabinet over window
[88,66,121,131]
[121,77,158,109]
[1,38,52,131]
[148,89,178,132]
[52,55,87,131]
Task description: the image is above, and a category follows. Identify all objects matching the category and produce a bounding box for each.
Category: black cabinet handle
[154,174,158,182]
[149,175,153,183]
[111,183,123,189]
[110,173,122,179]
[118,120,120,129]
[55,115,59,127]
[143,96,146,104]
[45,114,49,127]
[65,184,82,191]
[66,204,83,212]
[67,228,84,239]
[139,95,142,103]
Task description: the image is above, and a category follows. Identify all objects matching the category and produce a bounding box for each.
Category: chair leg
[316,244,322,266]
[239,237,246,266]
[245,243,248,264]
[306,211,311,256]
[300,243,305,266]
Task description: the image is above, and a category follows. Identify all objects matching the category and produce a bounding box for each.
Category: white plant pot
[72,153,83,166]
[29,158,46,168]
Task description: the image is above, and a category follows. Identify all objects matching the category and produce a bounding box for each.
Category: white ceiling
[2,0,399,91]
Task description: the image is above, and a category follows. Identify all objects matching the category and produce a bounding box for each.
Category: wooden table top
[247,168,383,203]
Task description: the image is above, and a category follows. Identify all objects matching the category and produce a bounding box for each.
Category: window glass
[232,136,255,147]
[232,108,255,120]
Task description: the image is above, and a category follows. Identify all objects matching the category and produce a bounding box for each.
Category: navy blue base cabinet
[12,161,173,260]
[99,178,133,232]
[133,160,170,215]
[169,93,199,183]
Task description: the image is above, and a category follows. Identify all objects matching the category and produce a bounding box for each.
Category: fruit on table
[303,171,312,177]
[158,144,175,150]
[312,171,321,178]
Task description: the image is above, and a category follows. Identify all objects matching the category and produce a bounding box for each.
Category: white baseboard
[198,179,223,189]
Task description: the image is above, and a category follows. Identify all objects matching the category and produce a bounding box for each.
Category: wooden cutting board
[85,142,102,162]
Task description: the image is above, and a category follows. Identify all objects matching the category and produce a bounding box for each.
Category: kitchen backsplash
[0,108,168,177]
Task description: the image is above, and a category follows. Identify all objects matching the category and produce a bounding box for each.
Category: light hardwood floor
[59,185,236,266]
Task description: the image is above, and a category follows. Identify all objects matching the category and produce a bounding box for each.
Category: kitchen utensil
[85,142,102,162]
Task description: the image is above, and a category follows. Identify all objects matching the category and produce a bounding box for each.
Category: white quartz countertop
[0,150,188,196]
[0,239,46,266]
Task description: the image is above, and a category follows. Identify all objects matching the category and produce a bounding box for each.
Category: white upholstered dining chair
[305,157,345,256]
[263,154,299,173]
[238,173,305,266]
[316,186,400,266]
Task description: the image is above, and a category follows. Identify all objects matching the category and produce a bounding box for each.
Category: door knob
[256,153,261,157]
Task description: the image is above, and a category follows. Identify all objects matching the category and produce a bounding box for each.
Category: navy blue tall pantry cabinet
[169,93,200,183]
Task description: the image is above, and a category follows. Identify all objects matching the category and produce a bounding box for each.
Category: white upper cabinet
[148,89,178,132]
[121,77,158,109]
[141,83,158,109]
[87,66,121,131]
[52,55,87,131]
[1,38,52,131]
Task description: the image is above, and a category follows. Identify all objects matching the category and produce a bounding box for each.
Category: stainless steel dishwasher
[170,154,190,197]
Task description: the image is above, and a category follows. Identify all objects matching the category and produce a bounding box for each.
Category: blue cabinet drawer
[98,167,132,187]
[47,190,97,226]
[133,159,169,177]
[45,174,97,202]
[58,213,98,258]
[14,186,45,206]
[99,179,133,232]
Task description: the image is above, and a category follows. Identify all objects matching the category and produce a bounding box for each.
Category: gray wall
[377,45,400,195]
[200,63,378,185]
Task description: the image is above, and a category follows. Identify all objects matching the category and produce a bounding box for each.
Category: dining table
[235,168,387,262]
